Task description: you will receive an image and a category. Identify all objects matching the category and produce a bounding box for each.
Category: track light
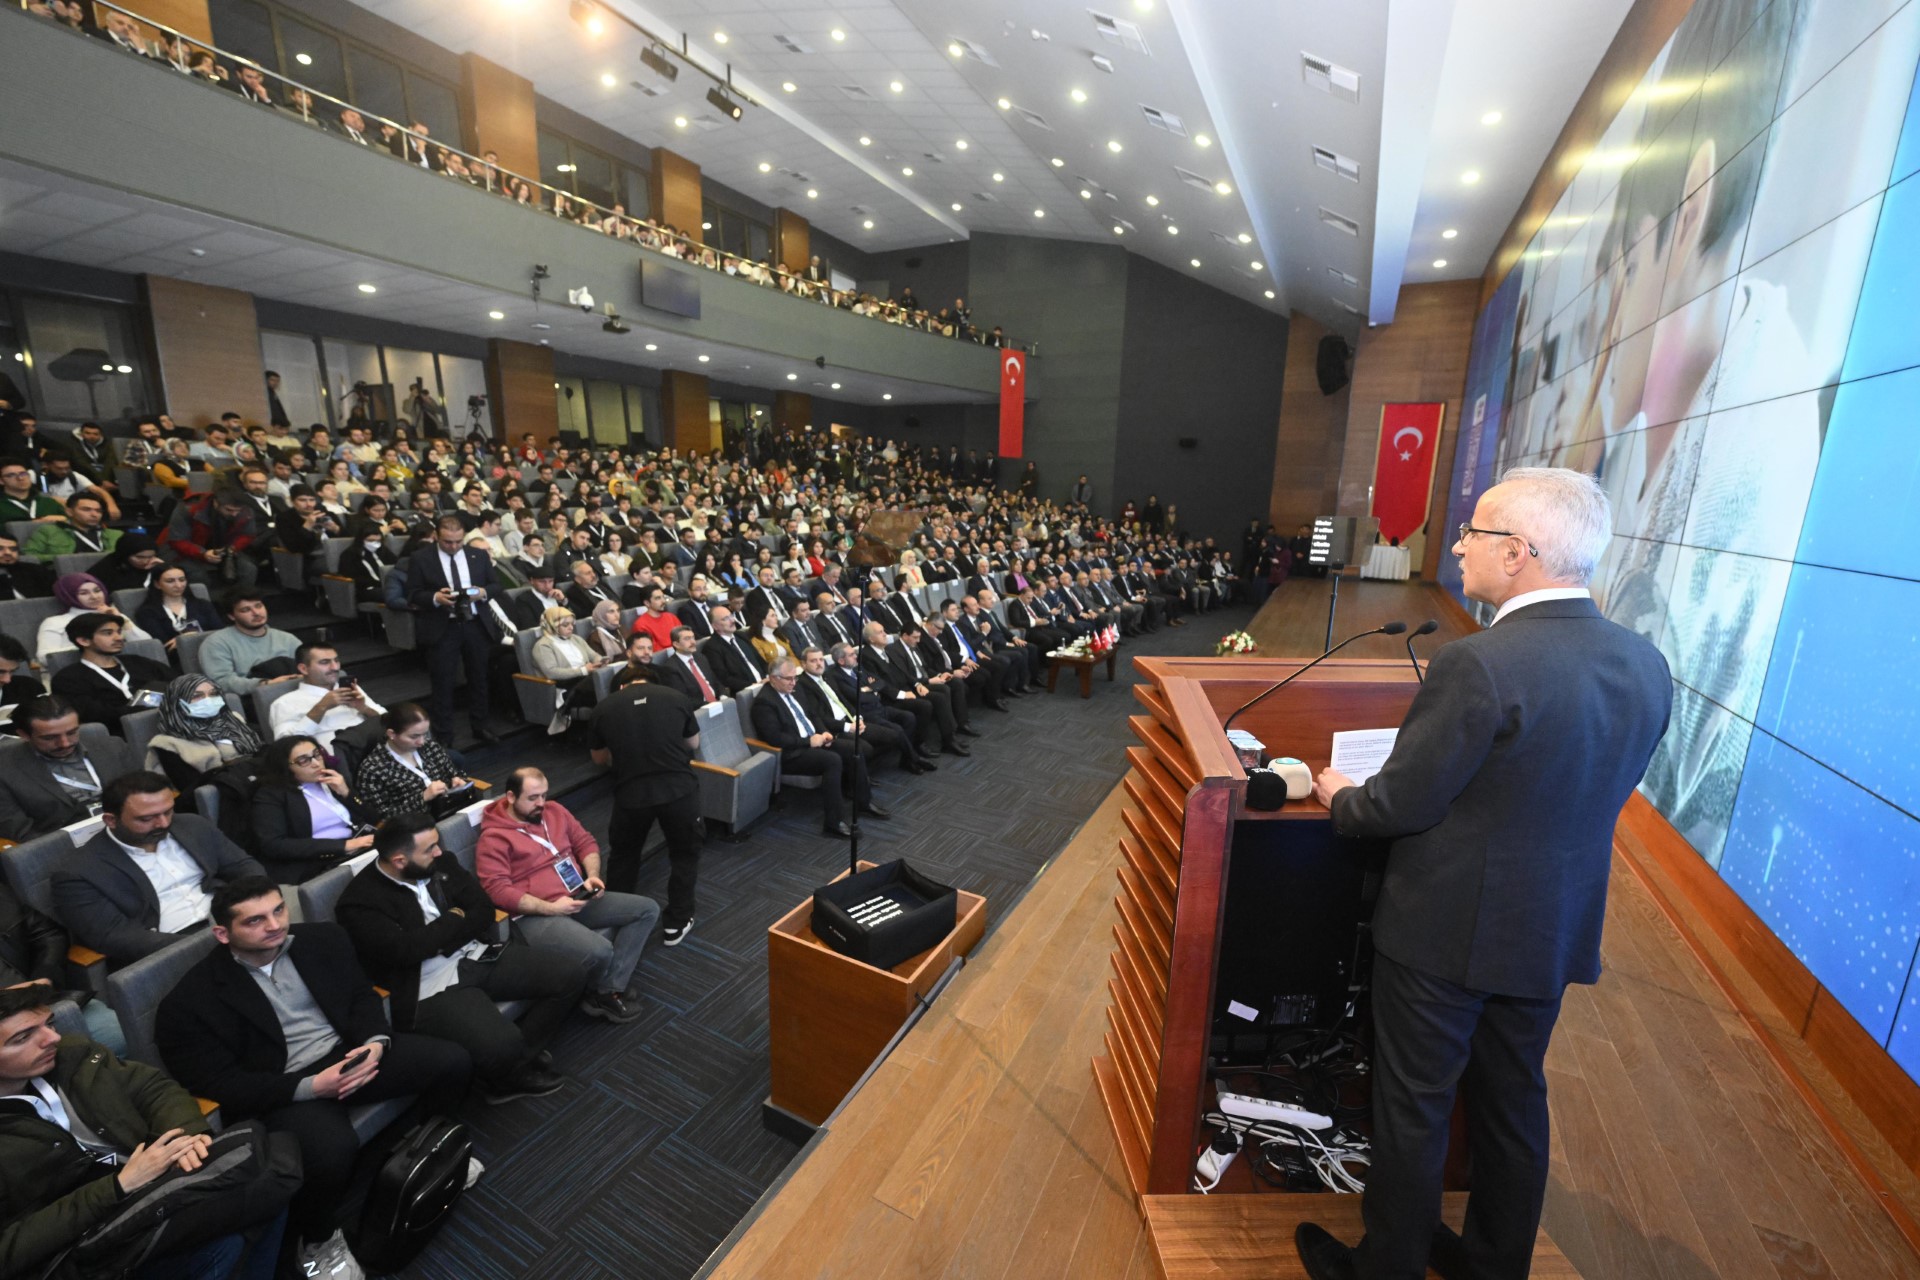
[639,45,678,81]
[569,0,604,37]
[707,86,743,120]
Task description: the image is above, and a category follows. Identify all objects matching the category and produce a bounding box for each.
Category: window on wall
[554,378,588,439]
[206,0,276,72]
[405,74,460,146]
[345,47,406,125]
[538,131,627,212]
[623,386,650,445]
[701,199,770,258]
[260,331,327,431]
[11,295,153,426]
[276,16,347,103]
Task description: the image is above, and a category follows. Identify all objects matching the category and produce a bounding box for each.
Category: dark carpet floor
[377,599,1258,1280]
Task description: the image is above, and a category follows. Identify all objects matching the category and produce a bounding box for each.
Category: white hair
[1489,467,1612,585]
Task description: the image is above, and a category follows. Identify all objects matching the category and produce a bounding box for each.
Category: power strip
[1216,1090,1333,1130]
[1193,1130,1240,1192]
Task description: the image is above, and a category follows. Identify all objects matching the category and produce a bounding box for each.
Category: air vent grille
[948,36,999,67]
[1173,166,1215,192]
[837,84,874,101]
[1301,52,1360,101]
[1013,106,1052,131]
[1089,10,1150,55]
[1318,207,1360,236]
[1312,146,1361,181]
[1326,266,1359,287]
[772,34,813,54]
[1141,104,1187,136]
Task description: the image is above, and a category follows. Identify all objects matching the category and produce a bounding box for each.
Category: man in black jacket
[825,641,933,772]
[405,515,504,745]
[1298,469,1672,1280]
[749,656,884,837]
[700,605,767,693]
[859,621,967,756]
[48,614,170,735]
[0,532,52,601]
[334,815,587,1104]
[159,877,473,1273]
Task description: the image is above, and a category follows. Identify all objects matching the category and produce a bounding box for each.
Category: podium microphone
[1222,621,1407,734]
[1404,619,1439,684]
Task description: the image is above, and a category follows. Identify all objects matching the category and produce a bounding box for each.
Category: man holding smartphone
[158,875,474,1280]
[475,768,661,1024]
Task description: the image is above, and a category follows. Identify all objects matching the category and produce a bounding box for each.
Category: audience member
[354,703,474,820]
[0,633,46,724]
[267,642,385,751]
[751,655,884,837]
[0,697,138,839]
[197,590,300,696]
[145,673,262,794]
[35,572,152,661]
[0,533,52,600]
[405,515,501,745]
[250,735,378,883]
[48,613,171,733]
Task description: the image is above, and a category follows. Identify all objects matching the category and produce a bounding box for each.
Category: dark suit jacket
[778,618,821,657]
[132,594,222,640]
[404,544,503,646]
[742,584,788,629]
[0,734,139,842]
[674,597,715,639]
[505,589,557,631]
[824,662,889,721]
[1330,597,1672,998]
[565,580,619,617]
[155,923,392,1117]
[50,655,173,732]
[655,650,721,703]
[250,783,376,882]
[808,608,859,653]
[749,688,825,758]
[699,632,766,694]
[52,815,266,964]
[334,858,496,1031]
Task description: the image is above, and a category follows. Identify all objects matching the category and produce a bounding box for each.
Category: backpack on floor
[353,1116,472,1273]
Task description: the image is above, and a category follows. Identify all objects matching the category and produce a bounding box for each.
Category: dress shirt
[442,550,469,595]
[380,868,485,1002]
[107,830,210,934]
[808,674,854,725]
[677,652,717,702]
[299,782,356,840]
[1490,587,1592,627]
[268,681,387,750]
[781,692,817,737]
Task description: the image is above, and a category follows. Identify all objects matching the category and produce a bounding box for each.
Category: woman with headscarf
[146,672,262,795]
[35,572,152,660]
[344,524,395,603]
[132,563,222,658]
[88,533,165,593]
[530,606,610,733]
[584,599,625,662]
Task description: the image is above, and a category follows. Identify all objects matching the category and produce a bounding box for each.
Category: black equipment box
[811,859,957,970]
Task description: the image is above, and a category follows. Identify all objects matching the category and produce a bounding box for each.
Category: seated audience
[48,613,171,734]
[334,812,590,1104]
[35,572,153,661]
[251,735,378,883]
[353,703,474,821]
[267,642,385,751]
[157,876,474,1280]
[750,655,885,837]
[20,492,118,562]
[145,673,262,794]
[158,488,259,588]
[0,634,46,725]
[197,590,301,697]
[132,563,224,655]
[530,608,610,729]
[0,533,53,600]
[51,771,266,966]
[0,874,124,1053]
[0,697,139,839]
[582,598,626,661]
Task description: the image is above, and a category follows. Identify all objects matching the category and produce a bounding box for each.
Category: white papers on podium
[1330,728,1399,785]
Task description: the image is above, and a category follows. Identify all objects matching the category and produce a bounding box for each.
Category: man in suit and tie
[823,642,934,774]
[700,605,767,694]
[675,574,717,639]
[807,563,850,611]
[52,772,266,966]
[743,565,790,630]
[563,561,619,617]
[860,621,964,758]
[657,627,722,706]
[0,697,139,840]
[932,603,1017,705]
[810,591,860,651]
[968,591,1042,687]
[869,578,925,635]
[791,646,898,774]
[897,622,975,737]
[405,515,503,745]
[1297,469,1672,1280]
[778,599,823,659]
[505,569,568,631]
[337,107,374,145]
[749,656,886,837]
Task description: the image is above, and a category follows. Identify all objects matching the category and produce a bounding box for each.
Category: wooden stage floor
[700,577,1920,1280]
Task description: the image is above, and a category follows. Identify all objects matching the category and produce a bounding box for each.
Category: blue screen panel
[1887,942,1920,1078]
[1841,173,1920,384]
[1719,733,1920,1044]
[1794,363,1920,582]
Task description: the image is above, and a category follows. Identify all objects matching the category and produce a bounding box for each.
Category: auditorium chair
[688,696,777,834]
[510,626,564,726]
[250,673,303,730]
[0,596,61,653]
[0,827,106,992]
[731,684,821,800]
[52,553,100,579]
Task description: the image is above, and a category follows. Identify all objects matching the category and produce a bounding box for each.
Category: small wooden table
[1046,649,1118,698]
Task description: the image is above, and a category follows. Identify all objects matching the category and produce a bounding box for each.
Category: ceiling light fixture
[1135,0,1153,10]
[889,79,904,93]
[1441,227,1458,239]
[555,164,576,173]
[955,139,969,150]
[115,364,132,374]
[882,393,892,400]
[488,309,505,320]
[782,81,797,93]
[1112,225,1123,234]
[599,72,616,87]
[951,202,963,211]
[673,115,688,128]
[991,171,1004,182]
[862,219,874,229]
[1166,225,1178,235]
[1079,189,1091,199]
[1145,194,1159,206]
[697,354,711,362]
[830,28,845,42]
[996,96,1011,110]
[806,189,818,199]
[1433,258,1448,268]
[357,283,377,293]
[645,343,658,351]
[1460,169,1481,184]
[831,382,842,389]
[1070,87,1087,103]
[295,52,312,66]
[1481,110,1502,126]
[712,30,728,44]
[901,166,914,176]
[758,161,772,172]
[1214,180,1231,195]
[1236,232,1251,243]
[947,41,964,58]
[1251,261,1263,270]
[639,44,678,81]
[1190,258,1201,267]
[786,372,799,380]
[1034,208,1046,218]
[1050,157,1064,167]
[706,86,743,120]
[1106,139,1123,153]
[858,135,872,146]
[1194,133,1212,147]
[1264,289,1275,299]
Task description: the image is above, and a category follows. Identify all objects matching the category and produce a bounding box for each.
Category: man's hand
[170,1132,214,1173]
[433,587,456,607]
[1312,768,1357,811]
[808,731,832,748]
[117,1129,206,1193]
[312,1044,383,1099]
[541,895,586,916]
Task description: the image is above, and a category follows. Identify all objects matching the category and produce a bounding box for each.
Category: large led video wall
[1441,0,1920,1082]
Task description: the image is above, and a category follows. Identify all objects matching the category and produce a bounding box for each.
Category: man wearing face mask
[53,772,265,965]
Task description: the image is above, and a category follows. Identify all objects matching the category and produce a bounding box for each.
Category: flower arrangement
[1215,630,1258,656]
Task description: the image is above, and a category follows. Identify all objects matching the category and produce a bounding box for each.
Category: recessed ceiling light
[951,202,963,211]
[1264,289,1275,299]
[1033,208,1046,218]
[1112,225,1124,234]
[1135,0,1153,9]
[713,31,728,44]
[555,164,575,173]
[782,81,797,93]
[674,115,688,128]
[1460,169,1480,184]
[786,372,799,380]
[1106,139,1123,153]
[901,166,914,176]
[645,343,658,351]
[1433,258,1448,268]
[295,52,312,66]
[1194,133,1212,147]
[991,171,1004,182]
[1166,224,1178,235]
[862,219,874,229]
[1214,181,1232,195]
[1070,88,1087,104]
[759,161,772,173]
[830,28,845,42]
[1079,189,1091,199]
[1050,157,1065,167]
[1189,258,1201,268]
[1145,194,1159,206]
[357,283,377,294]
[882,393,892,400]
[947,41,964,58]
[697,354,711,362]
[858,135,872,147]
[1250,261,1263,271]
[1441,228,1458,239]
[701,221,712,230]
[955,139,969,150]
[831,382,842,389]
[115,364,132,374]
[889,80,904,93]
[1236,232,1251,243]
[806,189,818,199]
[488,309,505,320]
[996,97,1011,110]
[1481,110,1502,126]
[101,363,114,372]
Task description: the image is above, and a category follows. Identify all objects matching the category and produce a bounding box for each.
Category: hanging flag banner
[1371,402,1444,544]
[998,349,1027,458]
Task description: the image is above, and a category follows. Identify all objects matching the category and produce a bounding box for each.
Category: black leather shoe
[956,726,982,738]
[984,700,1008,712]
[1294,1223,1357,1280]
[859,803,892,820]
[944,742,972,757]
[1429,1223,1469,1279]
[824,821,853,837]
[914,758,939,772]
[471,727,502,746]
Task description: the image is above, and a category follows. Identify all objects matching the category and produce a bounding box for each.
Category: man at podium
[1298,468,1671,1280]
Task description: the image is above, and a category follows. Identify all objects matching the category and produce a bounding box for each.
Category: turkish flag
[998,349,1027,458]
[1370,402,1444,544]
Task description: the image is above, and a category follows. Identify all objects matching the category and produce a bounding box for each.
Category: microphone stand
[1404,619,1439,684]
[847,669,863,880]
[1222,621,1407,734]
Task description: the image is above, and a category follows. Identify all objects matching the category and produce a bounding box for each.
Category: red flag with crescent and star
[998,349,1027,458]
[1370,402,1444,544]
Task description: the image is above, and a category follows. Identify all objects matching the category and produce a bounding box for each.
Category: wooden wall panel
[459,53,538,188]
[142,275,268,430]
[93,0,211,45]
[659,369,711,456]
[773,391,812,436]
[1268,311,1349,535]
[1335,282,1478,571]
[649,148,702,234]
[774,210,810,274]
[1480,0,1695,305]
[484,338,554,448]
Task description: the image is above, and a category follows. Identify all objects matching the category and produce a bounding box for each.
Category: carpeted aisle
[403,601,1258,1280]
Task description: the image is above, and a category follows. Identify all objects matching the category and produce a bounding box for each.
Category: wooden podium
[767,864,988,1129]
[1092,655,1422,1198]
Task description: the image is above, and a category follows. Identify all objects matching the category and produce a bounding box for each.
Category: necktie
[903,643,926,680]
[813,675,852,723]
[783,693,815,737]
[953,626,977,662]
[684,655,715,702]
[444,551,467,594]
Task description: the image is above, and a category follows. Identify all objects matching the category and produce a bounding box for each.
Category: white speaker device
[1246,757,1312,809]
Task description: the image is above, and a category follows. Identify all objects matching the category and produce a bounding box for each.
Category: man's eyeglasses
[1457,524,1539,557]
